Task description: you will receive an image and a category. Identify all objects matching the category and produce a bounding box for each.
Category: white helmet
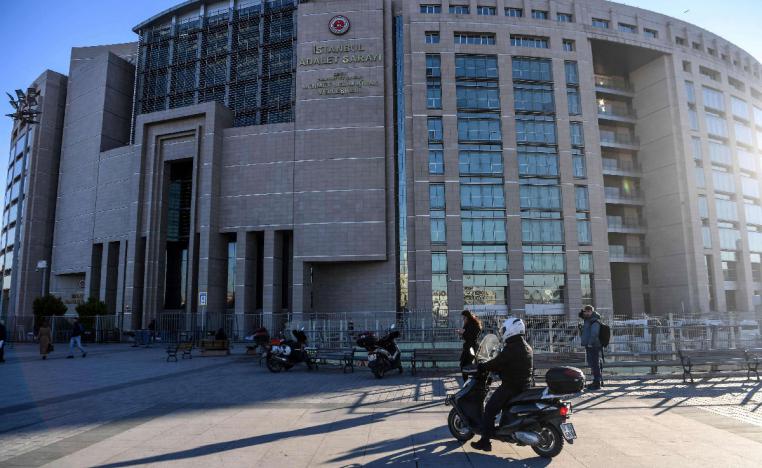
[500,317,525,341]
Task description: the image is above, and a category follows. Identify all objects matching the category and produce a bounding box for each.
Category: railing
[605,187,644,202]
[607,216,646,230]
[600,133,640,146]
[597,101,636,118]
[602,158,642,173]
[594,75,633,92]
[609,245,649,259]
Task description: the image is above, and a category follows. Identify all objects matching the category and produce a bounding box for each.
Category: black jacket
[0,323,6,341]
[484,335,533,387]
[462,320,481,348]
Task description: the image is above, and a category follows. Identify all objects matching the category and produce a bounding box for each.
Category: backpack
[596,320,611,348]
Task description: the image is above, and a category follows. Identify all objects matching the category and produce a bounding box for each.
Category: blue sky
[1,0,761,190]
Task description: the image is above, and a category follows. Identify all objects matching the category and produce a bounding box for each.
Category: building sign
[303,72,379,96]
[329,15,350,35]
[299,43,382,67]
[199,291,207,306]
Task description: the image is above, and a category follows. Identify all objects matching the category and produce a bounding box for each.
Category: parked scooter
[445,334,582,459]
[266,328,317,373]
[356,325,403,379]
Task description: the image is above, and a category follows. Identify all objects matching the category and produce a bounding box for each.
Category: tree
[32,294,67,321]
[75,297,108,318]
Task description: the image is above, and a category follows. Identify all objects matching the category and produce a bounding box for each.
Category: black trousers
[0,344,5,362]
[459,342,476,382]
[480,383,524,440]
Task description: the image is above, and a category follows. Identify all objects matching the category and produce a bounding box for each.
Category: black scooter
[356,325,403,379]
[266,329,316,373]
[444,334,582,459]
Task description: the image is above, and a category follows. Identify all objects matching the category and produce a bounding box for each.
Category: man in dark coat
[471,317,533,452]
[0,320,6,363]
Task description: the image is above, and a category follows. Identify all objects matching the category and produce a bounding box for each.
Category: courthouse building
[4,0,762,328]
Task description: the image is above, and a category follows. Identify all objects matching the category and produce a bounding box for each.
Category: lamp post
[2,87,41,324]
[36,260,48,297]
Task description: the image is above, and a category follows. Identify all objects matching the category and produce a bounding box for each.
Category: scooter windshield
[475,334,500,362]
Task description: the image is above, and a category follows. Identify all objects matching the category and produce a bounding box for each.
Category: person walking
[0,319,6,363]
[38,320,52,360]
[580,305,603,390]
[456,310,482,383]
[67,318,87,359]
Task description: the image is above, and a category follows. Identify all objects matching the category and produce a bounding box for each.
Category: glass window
[226,240,236,308]
[524,274,565,304]
[428,117,443,142]
[460,179,505,208]
[712,168,735,193]
[459,144,503,175]
[715,197,738,221]
[432,253,448,273]
[557,13,573,22]
[742,176,760,198]
[749,230,762,252]
[464,274,508,305]
[708,139,731,165]
[685,81,696,103]
[519,181,561,209]
[477,6,496,16]
[703,87,725,111]
[461,210,507,243]
[523,246,565,272]
[515,114,556,144]
[531,10,548,20]
[567,87,581,114]
[746,203,762,225]
[456,55,498,79]
[754,106,762,126]
[691,137,703,160]
[518,146,558,177]
[751,254,762,282]
[430,184,445,209]
[592,18,610,29]
[702,226,712,249]
[425,31,440,44]
[575,186,589,211]
[618,23,637,34]
[449,5,470,14]
[644,28,658,39]
[454,32,496,45]
[721,251,738,280]
[420,5,442,14]
[705,111,728,137]
[426,55,442,109]
[719,228,741,250]
[580,253,594,273]
[562,39,575,52]
[688,107,699,131]
[522,217,563,243]
[572,148,586,178]
[457,81,500,109]
[512,57,552,81]
[731,96,749,119]
[695,165,706,188]
[429,144,444,174]
[432,272,448,313]
[735,122,753,146]
[565,61,579,84]
[463,245,508,272]
[505,7,523,17]
[570,122,584,146]
[513,83,554,113]
[738,147,757,172]
[510,35,549,48]
[698,195,709,218]
[458,113,502,142]
[430,210,446,243]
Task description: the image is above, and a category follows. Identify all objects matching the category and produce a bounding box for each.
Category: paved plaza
[1,344,762,467]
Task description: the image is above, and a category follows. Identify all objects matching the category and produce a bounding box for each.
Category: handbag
[48,343,54,353]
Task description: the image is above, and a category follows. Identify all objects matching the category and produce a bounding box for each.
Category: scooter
[356,325,403,379]
[444,334,582,459]
[266,329,317,373]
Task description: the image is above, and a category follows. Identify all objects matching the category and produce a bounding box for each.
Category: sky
[0,0,761,190]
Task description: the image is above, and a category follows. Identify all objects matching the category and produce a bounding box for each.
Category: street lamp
[35,260,48,297]
[5,88,41,125]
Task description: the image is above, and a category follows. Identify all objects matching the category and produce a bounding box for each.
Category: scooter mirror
[390,324,396,330]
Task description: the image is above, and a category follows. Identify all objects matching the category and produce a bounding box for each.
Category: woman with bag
[38,320,52,360]
[456,310,482,383]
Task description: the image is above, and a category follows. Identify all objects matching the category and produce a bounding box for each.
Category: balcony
[597,100,637,123]
[602,158,642,177]
[609,245,649,263]
[605,187,644,205]
[594,75,634,97]
[607,216,647,234]
[600,132,640,150]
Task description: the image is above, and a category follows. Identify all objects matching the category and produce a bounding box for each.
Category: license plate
[368,354,376,361]
[560,423,577,441]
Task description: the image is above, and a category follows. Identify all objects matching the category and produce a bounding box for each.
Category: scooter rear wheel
[447,408,474,442]
[266,357,284,373]
[372,368,383,379]
[531,424,564,458]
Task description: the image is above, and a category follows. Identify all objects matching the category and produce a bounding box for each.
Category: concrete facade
[5,0,762,326]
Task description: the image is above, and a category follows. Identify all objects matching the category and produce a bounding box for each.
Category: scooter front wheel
[447,408,474,442]
[372,368,384,379]
[531,423,564,458]
[266,357,284,373]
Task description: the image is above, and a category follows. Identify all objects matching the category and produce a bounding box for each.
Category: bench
[314,347,356,373]
[411,348,461,375]
[200,339,230,357]
[166,342,194,362]
[678,348,760,383]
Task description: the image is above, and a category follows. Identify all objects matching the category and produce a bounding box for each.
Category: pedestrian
[67,318,87,359]
[580,305,603,390]
[0,319,6,363]
[38,320,52,360]
[147,319,156,344]
[470,317,533,452]
[456,310,482,383]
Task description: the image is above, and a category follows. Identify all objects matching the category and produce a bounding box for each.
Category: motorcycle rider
[470,317,533,452]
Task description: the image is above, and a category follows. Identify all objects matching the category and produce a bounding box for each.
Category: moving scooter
[445,334,583,459]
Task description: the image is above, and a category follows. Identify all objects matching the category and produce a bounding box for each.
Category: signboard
[329,15,350,35]
[199,292,208,307]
